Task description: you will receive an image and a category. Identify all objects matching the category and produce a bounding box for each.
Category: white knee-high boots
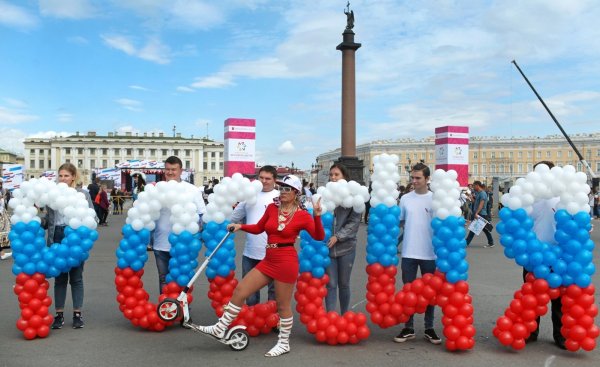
[265,316,293,357]
[198,302,241,339]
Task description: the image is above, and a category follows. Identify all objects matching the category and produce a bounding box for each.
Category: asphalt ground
[1,211,599,367]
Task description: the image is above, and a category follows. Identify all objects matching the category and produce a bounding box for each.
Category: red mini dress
[241,203,324,283]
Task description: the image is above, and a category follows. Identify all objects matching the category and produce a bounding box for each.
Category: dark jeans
[466,214,494,246]
[325,250,356,314]
[522,268,564,342]
[154,249,171,294]
[401,257,436,329]
[242,255,275,306]
[53,225,84,310]
[99,208,108,224]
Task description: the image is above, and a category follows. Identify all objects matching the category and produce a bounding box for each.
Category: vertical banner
[224,118,256,177]
[1,164,24,190]
[435,126,469,186]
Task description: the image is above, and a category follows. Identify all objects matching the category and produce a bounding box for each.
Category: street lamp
[312,160,322,187]
[290,162,295,174]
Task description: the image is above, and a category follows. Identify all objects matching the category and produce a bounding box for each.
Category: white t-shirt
[399,190,435,260]
[531,197,560,245]
[153,181,207,252]
[230,189,279,260]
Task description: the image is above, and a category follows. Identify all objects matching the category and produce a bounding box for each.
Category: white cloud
[115,98,143,112]
[278,140,295,154]
[101,34,171,64]
[0,107,38,124]
[39,0,96,19]
[191,72,235,89]
[176,86,195,93]
[129,85,151,91]
[168,0,224,30]
[68,36,89,44]
[28,130,74,139]
[57,113,73,123]
[3,98,28,109]
[0,1,38,29]
[0,128,27,154]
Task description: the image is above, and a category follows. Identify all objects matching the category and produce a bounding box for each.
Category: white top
[153,181,206,252]
[531,197,560,245]
[399,190,435,260]
[230,189,279,259]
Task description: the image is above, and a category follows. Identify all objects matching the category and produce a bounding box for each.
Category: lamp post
[404,158,412,184]
[312,160,322,187]
[290,162,295,174]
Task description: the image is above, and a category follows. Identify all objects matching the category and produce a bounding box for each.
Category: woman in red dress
[199,175,324,357]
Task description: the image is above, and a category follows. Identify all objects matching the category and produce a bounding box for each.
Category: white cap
[277,174,302,192]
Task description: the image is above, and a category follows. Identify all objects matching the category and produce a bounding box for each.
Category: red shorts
[255,247,298,284]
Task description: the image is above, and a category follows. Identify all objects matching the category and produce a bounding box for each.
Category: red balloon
[569,325,587,342]
[532,279,549,294]
[356,325,370,339]
[346,322,357,336]
[521,294,537,309]
[565,339,580,352]
[456,335,470,350]
[325,325,338,339]
[23,327,37,340]
[498,331,514,346]
[497,316,513,331]
[511,323,528,339]
[511,338,525,350]
[37,325,50,338]
[463,325,476,338]
[315,330,327,342]
[16,318,28,331]
[444,325,461,340]
[316,316,330,330]
[580,337,596,352]
[307,319,318,334]
[337,331,349,344]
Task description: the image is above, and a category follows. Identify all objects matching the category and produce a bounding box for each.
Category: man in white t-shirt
[524,161,565,349]
[393,163,441,345]
[230,165,279,305]
[153,156,206,294]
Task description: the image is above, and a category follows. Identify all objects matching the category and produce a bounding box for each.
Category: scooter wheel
[157,298,181,322]
[228,329,250,351]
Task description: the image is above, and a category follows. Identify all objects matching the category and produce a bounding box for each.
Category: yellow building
[316,132,600,186]
[23,131,224,186]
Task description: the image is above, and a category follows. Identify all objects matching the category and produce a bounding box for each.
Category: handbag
[94,192,101,205]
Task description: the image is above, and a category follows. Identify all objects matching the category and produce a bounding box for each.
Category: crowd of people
[1,156,596,356]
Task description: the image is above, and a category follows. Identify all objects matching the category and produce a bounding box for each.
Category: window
[473,152,478,159]
[203,162,208,170]
[518,163,523,173]
[509,164,514,174]
[65,148,71,154]
[65,159,70,163]
[546,151,551,158]
[397,153,402,159]
[491,164,496,173]
[102,159,107,167]
[482,152,486,159]
[185,160,190,169]
[557,151,562,158]
[150,149,156,155]
[114,148,120,154]
[78,148,83,154]
[219,152,223,158]
[577,162,582,171]
[30,149,35,154]
[527,163,532,172]
[174,149,179,156]
[138,149,144,155]
[536,151,541,159]
[499,152,504,158]
[509,152,513,158]
[473,164,478,174]
[527,151,532,158]
[102,148,108,155]
[413,153,418,159]
[162,149,168,155]
[126,149,132,156]
[219,162,224,170]
[481,164,487,174]
[185,149,191,157]
[491,152,496,159]
[518,151,523,158]
[48,159,51,168]
[90,148,96,155]
[211,152,215,158]
[30,159,35,168]
[499,164,504,173]
[90,159,95,169]
[78,159,83,167]
[421,153,425,160]
[211,162,216,170]
[568,150,573,157]
[428,153,433,160]
[115,159,119,165]
[39,160,44,169]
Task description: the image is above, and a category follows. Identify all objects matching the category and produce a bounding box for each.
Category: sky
[1,0,599,170]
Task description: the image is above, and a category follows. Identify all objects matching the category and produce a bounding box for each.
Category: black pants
[465,214,494,246]
[522,268,564,342]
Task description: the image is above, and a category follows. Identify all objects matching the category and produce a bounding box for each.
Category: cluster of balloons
[366,205,401,267]
[203,173,262,224]
[296,272,371,345]
[206,271,279,336]
[494,275,560,350]
[9,179,99,339]
[313,179,370,214]
[298,212,332,278]
[561,284,599,351]
[368,153,401,208]
[201,222,236,279]
[500,164,590,215]
[10,222,96,278]
[127,180,202,233]
[14,273,53,340]
[435,275,476,351]
[498,208,594,288]
[115,267,189,331]
[165,231,202,286]
[430,170,468,283]
[115,225,151,271]
[9,179,97,229]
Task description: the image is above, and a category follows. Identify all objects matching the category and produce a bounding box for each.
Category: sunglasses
[279,186,295,193]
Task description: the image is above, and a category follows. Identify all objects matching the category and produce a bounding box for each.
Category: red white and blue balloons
[495,164,597,351]
[9,179,98,339]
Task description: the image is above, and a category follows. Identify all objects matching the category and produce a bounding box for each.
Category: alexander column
[336,2,364,184]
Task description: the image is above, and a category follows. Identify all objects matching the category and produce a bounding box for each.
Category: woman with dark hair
[132,172,146,202]
[325,163,362,314]
[198,175,324,357]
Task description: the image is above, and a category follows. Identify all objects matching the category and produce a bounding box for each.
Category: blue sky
[1,0,599,170]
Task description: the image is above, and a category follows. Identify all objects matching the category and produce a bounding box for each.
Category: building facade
[23,131,225,186]
[316,133,600,187]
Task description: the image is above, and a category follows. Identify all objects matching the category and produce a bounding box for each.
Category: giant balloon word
[494,164,597,352]
[9,179,98,339]
[114,180,205,331]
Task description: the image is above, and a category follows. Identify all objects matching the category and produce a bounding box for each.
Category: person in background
[87,177,101,220]
[394,163,441,345]
[465,181,495,248]
[47,163,94,329]
[0,178,12,260]
[98,184,110,226]
[325,163,362,314]
[132,173,146,202]
[230,165,279,306]
[524,161,565,350]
